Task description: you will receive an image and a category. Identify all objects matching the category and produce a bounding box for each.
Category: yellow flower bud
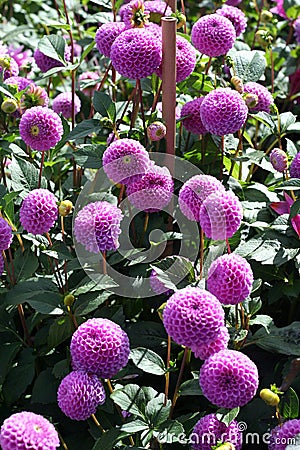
[59,200,73,217]
[231,76,244,94]
[260,388,280,406]
[64,294,75,306]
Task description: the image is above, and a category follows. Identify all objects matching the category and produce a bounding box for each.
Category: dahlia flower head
[270,148,288,173]
[163,286,225,348]
[145,22,162,40]
[207,253,254,305]
[244,82,274,113]
[191,14,236,58]
[226,0,242,5]
[5,77,49,114]
[0,55,19,80]
[6,43,33,68]
[199,349,259,408]
[95,22,126,58]
[147,121,166,141]
[144,0,172,23]
[200,87,248,135]
[180,97,208,135]
[34,45,71,73]
[52,92,81,119]
[57,370,106,421]
[126,165,174,213]
[74,201,123,253]
[0,217,13,251]
[216,5,247,37]
[178,174,225,222]
[102,138,151,184]
[156,35,196,83]
[4,75,33,92]
[110,28,162,79]
[191,325,230,360]
[0,411,60,450]
[294,17,300,45]
[150,268,172,295]
[268,419,300,450]
[20,189,58,235]
[192,413,243,450]
[122,0,150,29]
[79,71,100,96]
[70,318,130,378]
[19,106,63,151]
[199,189,243,240]
[289,151,300,178]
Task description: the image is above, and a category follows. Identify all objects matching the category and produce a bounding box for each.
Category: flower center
[34,425,41,432]
[123,155,132,164]
[30,125,40,136]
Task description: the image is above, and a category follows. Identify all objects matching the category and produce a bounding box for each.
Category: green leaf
[73,276,117,295]
[179,379,203,396]
[68,119,101,140]
[93,91,116,122]
[92,429,131,450]
[280,112,297,134]
[145,394,171,426]
[31,368,59,404]
[278,179,300,191]
[252,322,300,355]
[216,407,240,426]
[290,199,300,219]
[280,387,299,420]
[120,419,149,433]
[38,34,66,62]
[10,156,47,198]
[75,291,111,315]
[13,249,39,282]
[110,384,147,419]
[156,420,185,444]
[48,316,74,350]
[152,256,196,291]
[0,342,22,385]
[230,50,266,82]
[80,40,96,62]
[75,144,105,169]
[249,314,273,330]
[130,347,166,376]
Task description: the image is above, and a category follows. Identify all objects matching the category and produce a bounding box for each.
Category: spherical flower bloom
[4,75,33,91]
[156,35,196,82]
[79,71,100,96]
[34,46,70,73]
[19,106,63,151]
[70,318,130,378]
[149,269,172,295]
[216,5,247,37]
[102,138,151,184]
[180,98,208,135]
[95,22,126,58]
[200,349,259,408]
[0,217,13,251]
[57,370,106,421]
[163,287,225,347]
[126,165,173,213]
[144,0,172,23]
[145,22,162,40]
[122,0,150,28]
[110,28,161,79]
[268,419,300,450]
[52,92,81,119]
[207,253,253,305]
[200,87,248,135]
[199,190,243,240]
[191,14,236,57]
[0,55,19,80]
[226,0,242,5]
[290,152,300,178]
[191,413,242,450]
[179,174,225,222]
[294,17,300,45]
[244,82,274,113]
[191,326,230,360]
[0,255,4,276]
[20,189,58,235]
[147,121,166,141]
[0,411,60,450]
[74,201,123,253]
[270,148,288,173]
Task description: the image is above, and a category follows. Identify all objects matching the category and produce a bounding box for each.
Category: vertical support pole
[167,0,177,12]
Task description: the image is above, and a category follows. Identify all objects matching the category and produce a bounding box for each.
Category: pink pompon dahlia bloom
[289,151,300,178]
[244,82,274,113]
[144,0,172,23]
[52,92,81,119]
[191,326,230,360]
[216,5,247,37]
[95,22,126,58]
[70,318,130,378]
[268,419,300,450]
[19,106,63,151]
[34,46,70,73]
[0,55,19,79]
[163,287,225,347]
[122,0,150,28]
[294,17,300,45]
[0,411,60,450]
[199,349,259,408]
[57,370,106,421]
[0,217,13,251]
[20,189,58,235]
[147,121,166,141]
[74,201,123,253]
[191,14,236,57]
[269,148,288,173]
[180,97,208,135]
[4,75,33,92]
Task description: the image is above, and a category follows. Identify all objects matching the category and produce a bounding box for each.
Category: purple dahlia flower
[270,148,288,173]
[269,419,300,450]
[156,35,196,83]
[20,189,58,235]
[110,28,161,79]
[226,0,242,5]
[244,82,274,113]
[199,349,259,408]
[19,106,63,151]
[0,217,13,251]
[147,121,166,141]
[70,318,130,378]
[0,55,19,80]
[144,0,172,23]
[0,411,59,450]
[290,152,300,178]
[216,5,247,37]
[191,14,236,57]
[145,22,162,40]
[95,22,126,58]
[149,269,172,295]
[126,165,173,213]
[74,201,123,253]
[207,253,253,305]
[79,71,100,96]
[200,87,248,135]
[102,138,151,184]
[52,92,81,118]
[199,190,243,240]
[191,413,243,450]
[191,326,230,360]
[4,75,33,91]
[57,370,106,421]
[179,174,225,222]
[34,46,70,73]
[163,287,225,347]
[122,0,150,28]
[180,97,208,135]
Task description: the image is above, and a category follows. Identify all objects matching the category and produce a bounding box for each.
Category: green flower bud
[261,10,273,22]
[64,294,75,306]
[1,98,18,114]
[244,93,259,109]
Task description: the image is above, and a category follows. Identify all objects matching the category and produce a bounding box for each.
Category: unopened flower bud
[255,30,273,48]
[270,148,288,173]
[171,11,186,29]
[0,56,11,70]
[260,388,280,406]
[1,98,18,114]
[157,302,167,321]
[59,200,73,217]
[261,10,273,22]
[231,76,244,94]
[244,93,259,109]
[147,121,166,141]
[64,294,75,306]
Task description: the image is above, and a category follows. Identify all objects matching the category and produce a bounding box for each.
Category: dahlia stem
[38,151,45,189]
[57,429,69,450]
[199,228,204,280]
[118,184,125,206]
[169,346,189,418]
[180,0,187,34]
[139,212,149,247]
[151,81,162,114]
[130,84,140,130]
[269,47,275,94]
[91,413,105,433]
[220,135,225,180]
[98,62,112,92]
[136,79,148,147]
[0,158,7,187]
[225,238,231,254]
[60,216,68,291]
[164,334,172,406]
[205,57,212,75]
[67,305,78,329]
[101,250,107,275]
